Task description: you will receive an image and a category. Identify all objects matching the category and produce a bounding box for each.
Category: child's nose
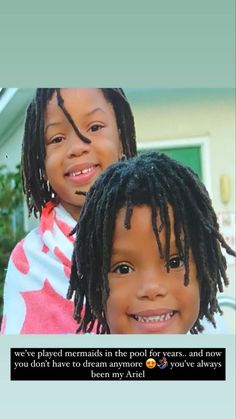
[66,131,91,158]
[136,271,168,301]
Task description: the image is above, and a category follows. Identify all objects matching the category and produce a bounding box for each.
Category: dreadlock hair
[68,151,236,334]
[21,88,137,217]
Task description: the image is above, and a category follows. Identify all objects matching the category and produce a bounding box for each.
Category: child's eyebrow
[111,237,184,255]
[83,107,106,117]
[111,246,137,257]
[45,108,106,134]
[45,121,62,133]
[169,236,184,251]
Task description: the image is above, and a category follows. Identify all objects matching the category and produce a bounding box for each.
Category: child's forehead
[115,204,176,231]
[111,205,185,257]
[109,205,188,268]
[44,88,113,121]
[46,88,106,107]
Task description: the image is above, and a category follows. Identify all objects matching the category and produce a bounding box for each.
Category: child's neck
[60,202,82,221]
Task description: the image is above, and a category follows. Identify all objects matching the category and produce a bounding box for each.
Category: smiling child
[68,152,236,334]
[1,88,136,334]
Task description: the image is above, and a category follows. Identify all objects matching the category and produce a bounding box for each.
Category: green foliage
[0,164,26,321]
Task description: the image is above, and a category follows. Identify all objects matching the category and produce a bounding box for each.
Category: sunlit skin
[44,88,122,220]
[106,206,200,334]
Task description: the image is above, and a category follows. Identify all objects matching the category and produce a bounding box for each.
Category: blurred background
[0,88,235,331]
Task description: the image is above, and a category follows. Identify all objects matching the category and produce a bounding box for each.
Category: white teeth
[70,167,93,176]
[71,172,81,177]
[133,311,174,323]
[81,167,92,174]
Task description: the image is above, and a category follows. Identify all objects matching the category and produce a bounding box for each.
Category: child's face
[44,88,122,220]
[106,205,200,334]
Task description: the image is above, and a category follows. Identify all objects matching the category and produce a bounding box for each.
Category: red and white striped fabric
[1,202,79,334]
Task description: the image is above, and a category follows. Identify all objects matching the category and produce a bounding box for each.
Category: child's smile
[128,308,177,333]
[106,205,200,334]
[64,162,100,187]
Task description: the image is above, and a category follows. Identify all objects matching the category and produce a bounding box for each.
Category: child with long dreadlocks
[1,88,137,334]
[68,152,235,334]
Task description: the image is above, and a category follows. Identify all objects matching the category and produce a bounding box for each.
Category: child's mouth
[65,164,99,186]
[131,311,175,323]
[69,167,94,176]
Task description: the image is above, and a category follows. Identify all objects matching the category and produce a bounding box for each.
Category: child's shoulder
[10,223,42,254]
[6,225,41,277]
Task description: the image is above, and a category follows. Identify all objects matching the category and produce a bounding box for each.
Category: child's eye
[89,123,104,132]
[49,135,65,144]
[167,256,185,270]
[111,263,133,275]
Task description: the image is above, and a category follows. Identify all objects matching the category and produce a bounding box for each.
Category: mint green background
[0,0,235,87]
[0,1,235,418]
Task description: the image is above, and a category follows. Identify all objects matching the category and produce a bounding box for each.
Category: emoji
[145,358,156,369]
[156,356,168,369]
